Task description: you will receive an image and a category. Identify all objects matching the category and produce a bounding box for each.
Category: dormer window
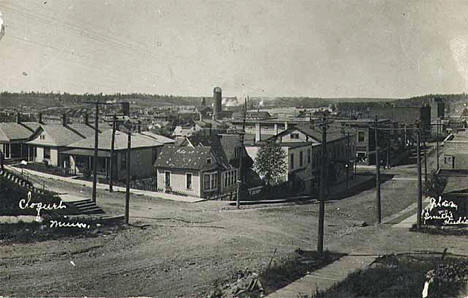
[40,134,45,140]
[291,133,300,139]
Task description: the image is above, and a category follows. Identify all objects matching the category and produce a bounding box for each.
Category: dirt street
[1,161,466,296]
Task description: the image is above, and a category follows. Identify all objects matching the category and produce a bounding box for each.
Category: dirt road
[1,160,465,296]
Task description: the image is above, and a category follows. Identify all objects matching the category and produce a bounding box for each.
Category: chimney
[16,112,21,124]
[274,123,279,135]
[284,121,288,130]
[137,120,141,133]
[255,122,261,143]
[62,114,67,126]
[84,113,89,125]
[37,113,43,124]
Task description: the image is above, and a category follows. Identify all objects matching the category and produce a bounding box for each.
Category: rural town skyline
[1,0,468,98]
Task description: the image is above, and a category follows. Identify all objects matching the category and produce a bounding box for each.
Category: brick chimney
[16,112,21,124]
[62,114,67,126]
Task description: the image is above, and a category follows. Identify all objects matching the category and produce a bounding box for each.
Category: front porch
[1,142,35,162]
[61,149,115,179]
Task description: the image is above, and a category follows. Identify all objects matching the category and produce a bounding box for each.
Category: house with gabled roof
[61,128,174,180]
[27,115,97,167]
[154,131,258,199]
[0,118,41,161]
[245,124,355,194]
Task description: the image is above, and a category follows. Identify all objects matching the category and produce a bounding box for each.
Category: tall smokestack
[213,87,222,120]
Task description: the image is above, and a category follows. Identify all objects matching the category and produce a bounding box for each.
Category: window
[4,144,9,158]
[290,153,294,169]
[299,151,303,167]
[204,172,218,191]
[204,173,211,190]
[290,133,300,139]
[211,173,217,189]
[121,153,127,170]
[186,173,192,189]
[44,148,51,159]
[307,148,311,164]
[165,171,171,187]
[224,172,228,187]
[207,158,212,164]
[358,131,365,142]
[40,134,45,140]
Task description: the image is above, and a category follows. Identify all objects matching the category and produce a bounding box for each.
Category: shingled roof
[66,129,169,150]
[0,122,40,142]
[271,124,346,143]
[27,124,97,147]
[154,145,218,171]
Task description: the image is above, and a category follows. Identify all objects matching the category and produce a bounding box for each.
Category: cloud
[450,36,468,89]
[0,11,4,41]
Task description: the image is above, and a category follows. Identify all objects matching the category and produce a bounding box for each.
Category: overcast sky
[0,0,468,98]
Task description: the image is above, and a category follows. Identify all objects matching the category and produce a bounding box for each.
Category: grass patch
[0,217,125,244]
[410,224,468,236]
[315,253,468,298]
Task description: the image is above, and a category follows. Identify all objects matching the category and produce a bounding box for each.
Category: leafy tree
[424,170,448,198]
[254,140,287,185]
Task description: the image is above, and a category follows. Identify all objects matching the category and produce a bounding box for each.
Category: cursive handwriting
[18,191,66,218]
[427,196,458,210]
[49,220,90,229]
[423,196,467,225]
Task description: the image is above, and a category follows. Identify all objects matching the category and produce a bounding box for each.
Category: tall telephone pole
[416,125,423,229]
[436,119,440,171]
[317,115,327,254]
[125,123,132,224]
[109,114,117,192]
[236,97,247,209]
[374,116,382,224]
[92,101,99,203]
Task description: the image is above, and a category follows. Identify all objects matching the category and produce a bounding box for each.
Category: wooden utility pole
[346,131,350,189]
[317,115,327,254]
[374,116,382,224]
[109,114,117,192]
[92,101,99,203]
[416,125,422,229]
[236,97,247,209]
[125,124,131,224]
[436,119,440,171]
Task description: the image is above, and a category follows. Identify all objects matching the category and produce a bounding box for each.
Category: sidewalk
[267,254,376,298]
[266,198,433,297]
[8,166,204,203]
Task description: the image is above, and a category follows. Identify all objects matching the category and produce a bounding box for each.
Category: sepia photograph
[0,0,467,297]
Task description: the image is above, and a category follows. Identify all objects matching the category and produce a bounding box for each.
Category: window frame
[165,171,171,187]
[186,172,192,189]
